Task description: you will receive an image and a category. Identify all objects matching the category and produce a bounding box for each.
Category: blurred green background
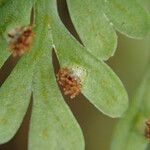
[0,0,150,150]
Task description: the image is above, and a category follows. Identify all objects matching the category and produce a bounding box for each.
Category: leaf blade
[0,56,33,144]
[49,0,128,117]
[0,0,50,142]
[29,52,84,150]
[103,0,150,38]
[66,0,117,60]
[29,1,84,149]
[111,68,150,150]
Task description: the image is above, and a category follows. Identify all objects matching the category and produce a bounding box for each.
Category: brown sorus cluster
[145,119,150,139]
[57,68,82,99]
[8,25,33,57]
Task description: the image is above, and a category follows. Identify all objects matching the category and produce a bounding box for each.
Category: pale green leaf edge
[111,67,150,150]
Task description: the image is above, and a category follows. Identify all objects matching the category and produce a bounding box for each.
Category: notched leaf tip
[7,25,34,57]
[56,68,82,99]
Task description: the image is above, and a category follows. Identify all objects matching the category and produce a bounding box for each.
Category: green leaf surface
[0,56,33,144]
[29,52,84,150]
[0,0,35,67]
[27,1,84,149]
[111,67,150,150]
[3,0,149,147]
[49,0,128,117]
[103,0,150,38]
[0,0,34,31]
[0,0,52,143]
[66,0,117,60]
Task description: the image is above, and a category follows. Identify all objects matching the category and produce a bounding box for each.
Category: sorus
[57,68,82,99]
[7,25,33,57]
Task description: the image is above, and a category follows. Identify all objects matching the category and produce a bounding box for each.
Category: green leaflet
[0,55,33,144]
[103,0,150,39]
[0,0,35,67]
[29,1,84,149]
[111,67,150,150]
[0,0,52,143]
[49,0,128,117]
[66,0,117,60]
[28,1,84,150]
[29,51,84,150]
